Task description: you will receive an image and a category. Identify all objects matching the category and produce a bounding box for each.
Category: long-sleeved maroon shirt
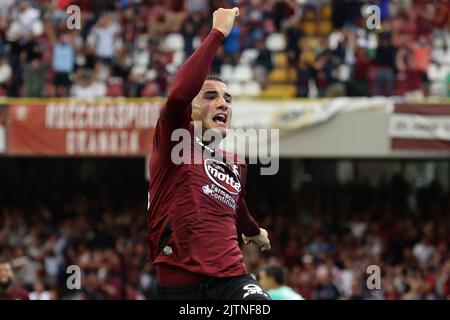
[147,29,260,285]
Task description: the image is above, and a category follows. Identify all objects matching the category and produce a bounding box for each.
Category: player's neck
[196,131,224,147]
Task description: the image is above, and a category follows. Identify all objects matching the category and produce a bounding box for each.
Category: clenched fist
[212,7,239,37]
[242,228,271,251]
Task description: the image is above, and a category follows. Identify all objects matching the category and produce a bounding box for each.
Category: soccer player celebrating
[147,7,271,300]
[0,261,29,300]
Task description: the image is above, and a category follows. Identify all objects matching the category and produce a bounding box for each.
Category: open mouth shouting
[212,112,228,128]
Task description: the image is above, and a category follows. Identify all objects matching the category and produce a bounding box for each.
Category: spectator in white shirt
[30,280,53,300]
[0,56,11,92]
[71,68,106,99]
[412,237,435,265]
[16,1,41,40]
[91,13,121,64]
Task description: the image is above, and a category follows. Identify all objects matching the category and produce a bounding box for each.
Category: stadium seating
[0,1,448,99]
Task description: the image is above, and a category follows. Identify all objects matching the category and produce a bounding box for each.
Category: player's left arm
[236,163,271,251]
[237,198,271,251]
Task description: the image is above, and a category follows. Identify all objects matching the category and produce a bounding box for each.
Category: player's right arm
[153,8,240,162]
[161,7,239,126]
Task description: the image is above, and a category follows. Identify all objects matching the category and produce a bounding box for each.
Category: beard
[0,277,12,289]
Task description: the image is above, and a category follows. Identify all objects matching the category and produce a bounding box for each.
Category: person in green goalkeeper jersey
[258,264,305,300]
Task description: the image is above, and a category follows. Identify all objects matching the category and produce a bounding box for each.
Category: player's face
[192,80,233,137]
[0,263,13,288]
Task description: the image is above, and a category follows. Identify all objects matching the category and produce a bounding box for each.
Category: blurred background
[0,0,449,300]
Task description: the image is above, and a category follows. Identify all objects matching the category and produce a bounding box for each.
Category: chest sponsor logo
[202,184,237,210]
[204,158,241,195]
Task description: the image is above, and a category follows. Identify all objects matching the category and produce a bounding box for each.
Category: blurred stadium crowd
[0,171,448,299]
[244,175,450,300]
[0,0,449,99]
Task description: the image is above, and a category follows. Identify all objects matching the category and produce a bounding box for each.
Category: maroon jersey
[147,29,260,284]
[0,287,30,300]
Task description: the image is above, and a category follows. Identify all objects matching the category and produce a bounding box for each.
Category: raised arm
[163,7,240,125]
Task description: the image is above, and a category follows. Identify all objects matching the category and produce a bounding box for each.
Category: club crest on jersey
[204,158,241,195]
[228,163,240,178]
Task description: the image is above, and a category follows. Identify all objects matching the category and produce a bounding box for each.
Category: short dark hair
[205,75,224,83]
[261,264,285,285]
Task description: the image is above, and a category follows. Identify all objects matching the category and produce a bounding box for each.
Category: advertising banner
[390,104,450,150]
[8,101,161,156]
